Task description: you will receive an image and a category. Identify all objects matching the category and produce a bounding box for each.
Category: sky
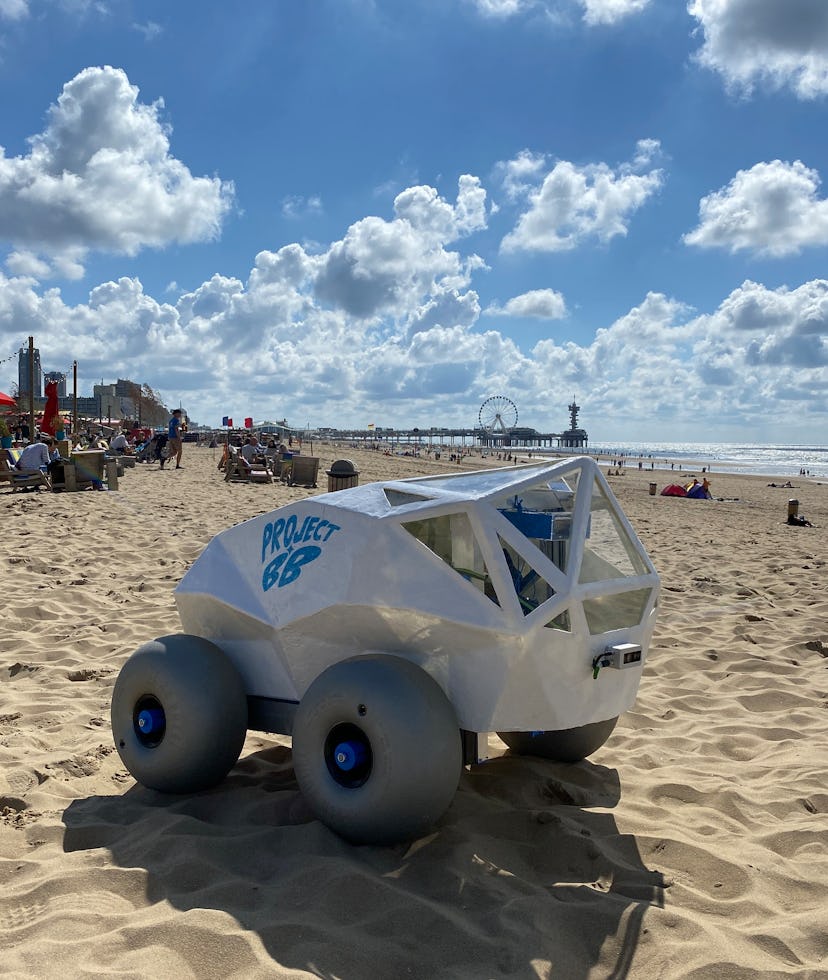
[0,0,827,443]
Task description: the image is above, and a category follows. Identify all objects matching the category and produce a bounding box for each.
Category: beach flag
[244,417,253,429]
[222,416,233,427]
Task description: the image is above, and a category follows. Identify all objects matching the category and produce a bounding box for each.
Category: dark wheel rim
[324,723,372,788]
[133,694,166,748]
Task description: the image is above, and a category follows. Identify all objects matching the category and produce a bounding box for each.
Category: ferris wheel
[478,395,518,433]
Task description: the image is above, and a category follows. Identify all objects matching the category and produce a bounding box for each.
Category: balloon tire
[292,655,462,845]
[497,717,619,763]
[111,633,248,793]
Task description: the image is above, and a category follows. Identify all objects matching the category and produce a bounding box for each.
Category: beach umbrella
[40,380,61,435]
[0,391,16,408]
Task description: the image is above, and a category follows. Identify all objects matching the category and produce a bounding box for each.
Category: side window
[544,609,570,631]
[579,482,649,584]
[402,512,499,606]
[497,535,556,616]
[583,589,652,635]
[493,474,578,574]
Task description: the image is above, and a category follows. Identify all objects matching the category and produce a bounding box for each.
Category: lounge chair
[224,446,250,482]
[0,449,52,492]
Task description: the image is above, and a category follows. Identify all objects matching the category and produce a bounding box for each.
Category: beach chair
[224,447,251,483]
[246,450,274,483]
[0,449,52,492]
[249,457,274,483]
[288,455,320,487]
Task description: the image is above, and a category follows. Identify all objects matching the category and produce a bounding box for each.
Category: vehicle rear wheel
[497,717,618,763]
[111,634,248,793]
[292,655,462,844]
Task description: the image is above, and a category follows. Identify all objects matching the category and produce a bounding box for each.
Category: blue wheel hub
[133,695,166,748]
[333,739,368,772]
[324,723,372,788]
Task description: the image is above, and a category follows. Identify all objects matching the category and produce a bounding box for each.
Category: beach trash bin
[327,459,359,492]
[788,498,799,520]
[649,482,657,495]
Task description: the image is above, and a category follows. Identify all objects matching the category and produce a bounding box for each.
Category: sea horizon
[557,441,828,479]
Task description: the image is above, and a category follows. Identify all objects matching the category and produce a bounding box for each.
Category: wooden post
[28,336,35,441]
[72,361,78,441]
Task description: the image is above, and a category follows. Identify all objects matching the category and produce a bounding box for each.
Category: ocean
[580,442,828,479]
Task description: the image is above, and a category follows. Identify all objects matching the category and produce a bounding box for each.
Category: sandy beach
[1,445,826,979]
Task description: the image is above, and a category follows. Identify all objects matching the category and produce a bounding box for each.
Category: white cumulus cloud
[500,140,663,253]
[486,288,567,319]
[689,0,828,98]
[684,160,828,257]
[2,260,828,439]
[314,177,488,319]
[0,66,234,278]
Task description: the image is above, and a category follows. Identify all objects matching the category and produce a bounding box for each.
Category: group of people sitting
[218,434,289,477]
[240,434,286,464]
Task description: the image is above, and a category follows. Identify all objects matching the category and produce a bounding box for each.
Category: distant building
[59,396,98,418]
[44,371,67,397]
[93,384,122,422]
[18,348,42,397]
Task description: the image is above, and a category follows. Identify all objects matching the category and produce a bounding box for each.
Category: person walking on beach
[162,408,185,470]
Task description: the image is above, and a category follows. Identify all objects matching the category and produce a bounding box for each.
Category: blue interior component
[333,739,368,772]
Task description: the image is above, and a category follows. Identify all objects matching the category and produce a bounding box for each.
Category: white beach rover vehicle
[111,456,659,844]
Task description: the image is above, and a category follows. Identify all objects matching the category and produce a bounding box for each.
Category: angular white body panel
[176,457,659,733]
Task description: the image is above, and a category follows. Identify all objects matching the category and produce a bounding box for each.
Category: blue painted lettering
[319,521,341,541]
[262,552,289,591]
[277,545,321,588]
[261,522,273,563]
[271,517,285,554]
[284,514,297,548]
[259,512,342,592]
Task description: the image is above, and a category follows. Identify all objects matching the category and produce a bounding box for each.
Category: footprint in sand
[805,639,827,657]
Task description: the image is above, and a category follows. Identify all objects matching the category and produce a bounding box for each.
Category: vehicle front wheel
[497,717,618,763]
[111,633,248,793]
[292,655,462,844]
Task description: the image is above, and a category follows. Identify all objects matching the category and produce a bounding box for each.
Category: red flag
[244,417,253,429]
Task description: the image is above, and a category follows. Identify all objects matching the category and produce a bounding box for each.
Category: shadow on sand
[63,744,664,978]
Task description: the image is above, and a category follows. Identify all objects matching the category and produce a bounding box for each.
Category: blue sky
[1,0,827,442]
